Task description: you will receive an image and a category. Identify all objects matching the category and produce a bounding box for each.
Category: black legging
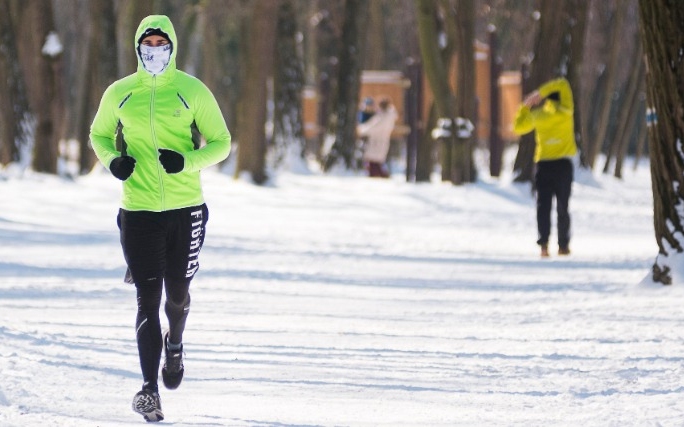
[118,204,208,389]
[535,159,573,248]
[135,278,190,388]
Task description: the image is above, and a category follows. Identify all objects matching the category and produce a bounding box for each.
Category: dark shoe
[132,387,163,422]
[161,331,184,390]
[558,247,571,256]
[540,244,550,258]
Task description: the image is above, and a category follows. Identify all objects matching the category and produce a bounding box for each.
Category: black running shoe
[132,388,163,422]
[161,331,184,390]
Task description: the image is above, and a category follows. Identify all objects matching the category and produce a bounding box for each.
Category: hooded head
[135,15,178,77]
[546,91,560,102]
[542,91,560,114]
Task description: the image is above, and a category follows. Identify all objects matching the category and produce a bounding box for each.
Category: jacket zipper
[150,76,165,210]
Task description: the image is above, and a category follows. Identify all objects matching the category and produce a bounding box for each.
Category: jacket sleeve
[89,84,122,170]
[357,113,382,137]
[538,78,574,115]
[183,82,231,173]
[513,105,535,136]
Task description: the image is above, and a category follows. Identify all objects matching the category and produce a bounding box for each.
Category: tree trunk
[200,0,242,142]
[235,1,278,184]
[364,0,385,70]
[513,0,576,183]
[405,59,423,181]
[513,64,535,183]
[418,103,437,182]
[76,0,118,174]
[0,0,28,166]
[14,0,64,174]
[488,28,503,178]
[323,0,369,171]
[416,0,456,182]
[638,0,684,285]
[605,39,644,178]
[588,2,626,170]
[565,0,589,169]
[452,0,477,184]
[115,0,154,77]
[273,0,306,169]
[633,112,647,172]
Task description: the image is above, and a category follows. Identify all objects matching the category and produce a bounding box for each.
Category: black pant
[535,159,573,249]
[117,204,208,389]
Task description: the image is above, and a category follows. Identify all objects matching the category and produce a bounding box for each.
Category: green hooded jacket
[90,15,231,212]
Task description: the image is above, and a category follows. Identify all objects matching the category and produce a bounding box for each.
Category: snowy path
[1,164,682,426]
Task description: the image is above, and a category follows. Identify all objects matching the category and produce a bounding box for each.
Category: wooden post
[404,58,422,182]
[488,28,503,178]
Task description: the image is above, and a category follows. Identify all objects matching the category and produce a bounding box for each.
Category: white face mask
[139,44,172,75]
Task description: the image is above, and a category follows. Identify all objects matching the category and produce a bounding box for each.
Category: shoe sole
[132,393,164,422]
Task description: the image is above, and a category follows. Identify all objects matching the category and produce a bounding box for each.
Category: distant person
[358,97,376,124]
[513,77,577,257]
[353,97,376,169]
[357,96,398,178]
[89,15,231,422]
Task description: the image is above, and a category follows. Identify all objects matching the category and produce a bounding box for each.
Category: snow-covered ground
[0,157,680,426]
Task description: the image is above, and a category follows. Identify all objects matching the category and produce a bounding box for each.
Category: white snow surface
[0,159,681,427]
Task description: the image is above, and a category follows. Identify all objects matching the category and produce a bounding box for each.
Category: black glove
[109,156,136,181]
[158,149,184,174]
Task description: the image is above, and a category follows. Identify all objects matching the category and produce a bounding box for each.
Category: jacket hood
[134,15,178,80]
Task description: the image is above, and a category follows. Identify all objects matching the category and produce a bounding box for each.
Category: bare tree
[586,2,626,170]
[416,0,456,181]
[273,0,306,168]
[235,1,278,184]
[638,0,684,285]
[323,0,369,171]
[115,0,154,77]
[513,0,587,183]
[0,0,29,166]
[416,0,477,184]
[603,36,644,178]
[13,0,64,173]
[451,0,477,183]
[364,0,385,70]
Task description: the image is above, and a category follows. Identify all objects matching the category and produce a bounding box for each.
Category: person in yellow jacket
[513,78,577,257]
[90,15,230,422]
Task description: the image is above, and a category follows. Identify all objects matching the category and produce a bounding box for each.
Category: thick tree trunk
[364,0,385,70]
[416,103,437,182]
[513,0,580,183]
[565,0,589,169]
[513,64,536,183]
[638,0,684,284]
[14,0,64,174]
[605,39,644,178]
[588,3,626,170]
[76,0,118,174]
[115,0,154,77]
[452,0,477,184]
[416,0,456,182]
[273,0,306,168]
[235,1,278,184]
[0,0,28,165]
[323,0,369,171]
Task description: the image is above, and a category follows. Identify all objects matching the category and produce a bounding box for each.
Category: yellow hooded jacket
[90,15,231,212]
[513,78,577,163]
